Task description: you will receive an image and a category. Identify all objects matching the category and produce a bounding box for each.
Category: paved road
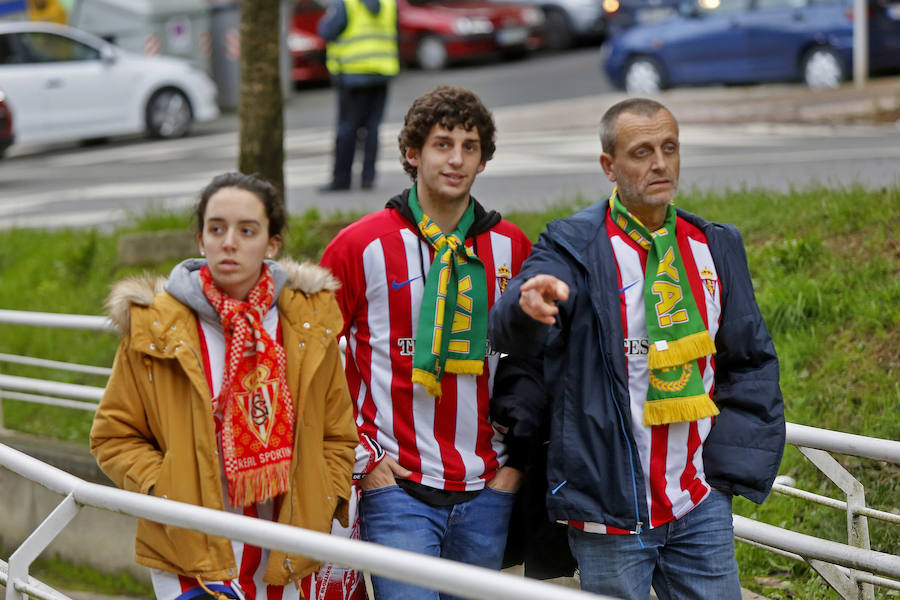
[3,113,897,230]
[1,49,898,230]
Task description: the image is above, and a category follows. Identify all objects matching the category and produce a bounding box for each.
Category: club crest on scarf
[200,264,293,507]
[609,190,719,426]
[235,365,280,445]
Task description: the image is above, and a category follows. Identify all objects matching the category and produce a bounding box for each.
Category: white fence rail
[2,309,900,600]
[0,443,605,600]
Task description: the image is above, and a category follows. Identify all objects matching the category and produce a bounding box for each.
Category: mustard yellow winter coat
[90,260,358,585]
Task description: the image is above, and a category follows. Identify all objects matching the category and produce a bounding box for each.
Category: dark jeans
[332,83,388,187]
[360,484,517,600]
[568,489,742,600]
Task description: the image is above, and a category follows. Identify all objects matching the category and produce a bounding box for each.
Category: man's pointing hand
[519,274,570,325]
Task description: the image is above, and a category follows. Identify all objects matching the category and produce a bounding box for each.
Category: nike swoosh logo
[619,280,640,294]
[391,275,423,290]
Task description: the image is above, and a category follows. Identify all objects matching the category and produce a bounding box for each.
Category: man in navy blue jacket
[489,98,784,599]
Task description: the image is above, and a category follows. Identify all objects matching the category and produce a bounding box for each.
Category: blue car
[603,0,900,93]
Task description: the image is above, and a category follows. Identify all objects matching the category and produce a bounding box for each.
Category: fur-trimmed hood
[106,258,340,334]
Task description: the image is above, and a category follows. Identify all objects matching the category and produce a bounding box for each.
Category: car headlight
[452,16,494,35]
[521,7,545,25]
[287,32,321,53]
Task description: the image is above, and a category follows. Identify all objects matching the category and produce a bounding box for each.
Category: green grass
[0,547,153,598]
[2,186,899,598]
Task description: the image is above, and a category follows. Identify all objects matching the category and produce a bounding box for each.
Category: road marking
[2,123,899,230]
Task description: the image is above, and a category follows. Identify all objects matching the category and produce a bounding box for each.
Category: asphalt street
[1,48,899,230]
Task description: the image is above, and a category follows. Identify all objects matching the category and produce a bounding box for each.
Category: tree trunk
[238,0,285,198]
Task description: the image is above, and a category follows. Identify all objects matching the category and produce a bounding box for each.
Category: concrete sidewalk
[492,75,900,132]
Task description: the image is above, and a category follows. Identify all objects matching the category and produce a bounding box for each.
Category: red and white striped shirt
[151,310,364,600]
[321,205,531,491]
[566,210,722,535]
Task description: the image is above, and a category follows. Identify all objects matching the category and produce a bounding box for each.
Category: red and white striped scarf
[200,264,293,507]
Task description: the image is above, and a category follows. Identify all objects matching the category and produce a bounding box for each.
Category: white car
[0,21,219,147]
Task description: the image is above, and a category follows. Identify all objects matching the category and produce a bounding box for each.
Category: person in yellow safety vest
[27,0,67,23]
[318,0,399,192]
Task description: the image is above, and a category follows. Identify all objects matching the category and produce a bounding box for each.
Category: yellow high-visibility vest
[326,0,399,76]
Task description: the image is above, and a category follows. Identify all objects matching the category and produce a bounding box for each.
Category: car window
[698,0,751,15]
[17,32,101,63]
[0,34,24,65]
[294,0,328,12]
[755,0,806,9]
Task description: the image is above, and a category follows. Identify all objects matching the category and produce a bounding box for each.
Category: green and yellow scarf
[409,185,488,397]
[610,191,719,426]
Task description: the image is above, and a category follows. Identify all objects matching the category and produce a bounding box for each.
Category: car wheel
[624,57,664,95]
[802,46,844,90]
[145,88,193,139]
[416,35,448,71]
[543,8,573,51]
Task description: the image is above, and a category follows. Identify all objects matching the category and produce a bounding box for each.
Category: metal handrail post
[799,446,875,599]
[5,494,80,600]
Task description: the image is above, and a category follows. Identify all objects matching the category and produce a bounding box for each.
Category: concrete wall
[0,433,150,585]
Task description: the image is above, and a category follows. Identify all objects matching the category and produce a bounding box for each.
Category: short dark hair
[398,86,496,179]
[600,98,675,156]
[194,172,287,238]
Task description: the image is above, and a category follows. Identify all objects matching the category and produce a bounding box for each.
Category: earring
[200,249,205,256]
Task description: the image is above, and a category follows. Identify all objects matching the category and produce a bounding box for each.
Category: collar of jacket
[105,259,342,391]
[106,258,340,336]
[386,187,502,239]
[544,199,713,265]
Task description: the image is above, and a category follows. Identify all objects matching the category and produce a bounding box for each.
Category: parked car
[0,88,13,157]
[399,0,546,69]
[490,0,606,50]
[603,0,900,93]
[0,21,219,147]
[289,1,331,84]
[290,0,545,75]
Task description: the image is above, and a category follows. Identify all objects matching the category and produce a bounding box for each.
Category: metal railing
[0,310,112,427]
[733,423,900,599]
[2,309,900,600]
[0,442,604,600]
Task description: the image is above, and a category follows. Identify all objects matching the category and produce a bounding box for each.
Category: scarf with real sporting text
[200,264,293,507]
[609,191,719,425]
[408,185,488,397]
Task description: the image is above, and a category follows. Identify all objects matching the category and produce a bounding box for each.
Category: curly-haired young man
[321,86,532,600]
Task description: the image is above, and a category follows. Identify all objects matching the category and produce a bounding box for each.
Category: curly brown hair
[398,86,496,180]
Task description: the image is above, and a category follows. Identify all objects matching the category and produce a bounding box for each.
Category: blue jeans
[568,489,741,600]
[360,484,517,600]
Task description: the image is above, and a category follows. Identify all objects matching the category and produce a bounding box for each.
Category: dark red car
[0,89,13,158]
[289,0,545,81]
[288,2,331,84]
[397,0,545,70]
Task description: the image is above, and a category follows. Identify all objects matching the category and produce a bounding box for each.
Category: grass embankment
[1,187,898,599]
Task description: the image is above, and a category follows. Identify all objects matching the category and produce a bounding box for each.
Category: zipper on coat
[551,228,646,538]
